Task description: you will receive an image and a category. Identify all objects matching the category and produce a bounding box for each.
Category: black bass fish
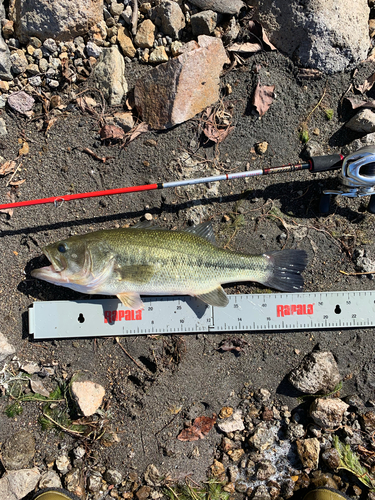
[31,222,308,310]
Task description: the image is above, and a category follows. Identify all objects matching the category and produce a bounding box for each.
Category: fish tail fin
[262,249,308,292]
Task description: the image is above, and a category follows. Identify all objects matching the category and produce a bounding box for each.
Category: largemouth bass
[31,221,308,310]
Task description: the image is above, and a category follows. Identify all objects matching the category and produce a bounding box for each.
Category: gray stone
[91,46,127,106]
[9,49,28,75]
[256,460,276,480]
[0,332,15,362]
[0,468,40,500]
[188,0,244,14]
[28,75,42,86]
[144,464,163,487]
[86,41,103,58]
[286,422,305,441]
[0,35,13,80]
[152,1,186,39]
[11,0,104,43]
[289,351,341,394]
[43,38,58,53]
[55,455,70,475]
[104,469,123,485]
[345,109,375,134]
[253,0,370,74]
[87,471,102,492]
[39,470,62,490]
[253,484,271,500]
[2,431,36,470]
[310,398,349,428]
[248,423,275,451]
[191,10,218,36]
[0,117,7,135]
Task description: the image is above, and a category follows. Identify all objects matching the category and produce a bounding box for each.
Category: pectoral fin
[196,286,229,307]
[117,292,144,310]
[115,264,154,284]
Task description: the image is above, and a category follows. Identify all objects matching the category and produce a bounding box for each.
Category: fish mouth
[31,248,67,283]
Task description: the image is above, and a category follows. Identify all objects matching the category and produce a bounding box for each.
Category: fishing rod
[1,147,375,212]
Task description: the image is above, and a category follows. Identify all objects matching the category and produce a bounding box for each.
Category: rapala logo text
[104,310,142,324]
[277,303,314,317]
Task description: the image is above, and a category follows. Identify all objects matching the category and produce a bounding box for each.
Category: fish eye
[57,243,67,253]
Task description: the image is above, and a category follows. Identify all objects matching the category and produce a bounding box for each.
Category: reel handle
[309,154,343,173]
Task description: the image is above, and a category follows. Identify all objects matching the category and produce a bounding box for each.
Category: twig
[132,0,138,35]
[6,160,22,187]
[306,85,327,123]
[42,411,85,437]
[115,337,152,376]
[339,270,375,276]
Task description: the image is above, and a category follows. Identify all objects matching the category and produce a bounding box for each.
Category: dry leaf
[248,20,276,51]
[125,122,151,144]
[177,414,217,442]
[218,337,248,353]
[0,189,16,217]
[355,72,375,94]
[100,124,125,141]
[0,160,16,176]
[30,378,50,397]
[227,42,262,53]
[76,96,97,114]
[50,95,61,109]
[344,96,375,110]
[45,116,58,133]
[252,83,275,117]
[202,106,234,144]
[9,179,25,187]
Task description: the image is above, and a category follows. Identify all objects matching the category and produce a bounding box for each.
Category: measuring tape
[29,290,375,339]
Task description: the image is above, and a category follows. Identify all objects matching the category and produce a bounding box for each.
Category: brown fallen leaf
[355,72,375,94]
[0,160,16,176]
[124,122,151,144]
[9,179,26,187]
[177,414,217,442]
[344,96,375,110]
[45,116,58,133]
[218,337,248,353]
[248,20,276,51]
[100,123,125,141]
[227,42,262,53]
[252,83,275,117]
[0,189,16,217]
[76,95,97,114]
[202,106,234,144]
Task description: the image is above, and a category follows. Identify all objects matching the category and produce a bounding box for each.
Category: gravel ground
[1,48,375,499]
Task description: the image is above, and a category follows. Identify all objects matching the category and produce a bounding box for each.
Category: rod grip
[309,154,343,173]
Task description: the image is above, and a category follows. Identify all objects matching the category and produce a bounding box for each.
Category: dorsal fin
[182,221,217,245]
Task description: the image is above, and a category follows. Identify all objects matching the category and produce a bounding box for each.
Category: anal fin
[117,292,144,310]
[196,286,229,307]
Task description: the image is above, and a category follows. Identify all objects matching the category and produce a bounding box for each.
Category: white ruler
[29,290,375,339]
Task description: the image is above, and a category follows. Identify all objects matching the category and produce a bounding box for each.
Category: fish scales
[98,228,270,293]
[31,221,308,310]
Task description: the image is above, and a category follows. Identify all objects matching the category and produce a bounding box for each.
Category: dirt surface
[1,50,375,483]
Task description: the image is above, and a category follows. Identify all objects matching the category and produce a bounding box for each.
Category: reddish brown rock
[134,35,229,129]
